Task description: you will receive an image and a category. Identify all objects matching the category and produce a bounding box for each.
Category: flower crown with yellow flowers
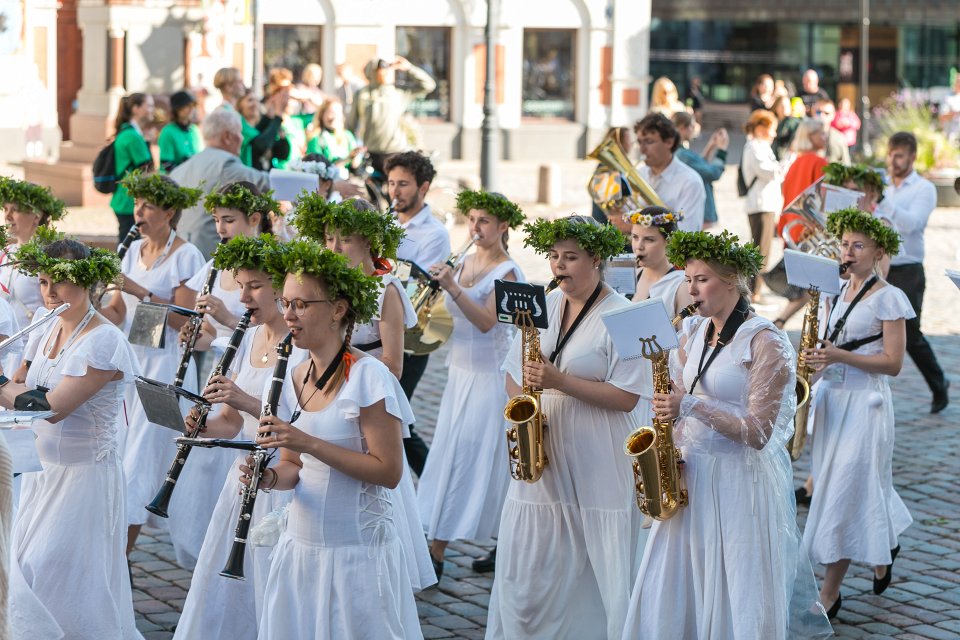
[623,205,683,229]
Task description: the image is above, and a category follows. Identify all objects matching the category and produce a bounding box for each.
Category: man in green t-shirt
[110,94,155,242]
[159,91,204,173]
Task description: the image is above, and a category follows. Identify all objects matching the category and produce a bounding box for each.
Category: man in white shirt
[385,151,451,474]
[634,113,707,232]
[876,131,949,413]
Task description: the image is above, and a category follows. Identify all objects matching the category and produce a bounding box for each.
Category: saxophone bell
[504,309,548,483]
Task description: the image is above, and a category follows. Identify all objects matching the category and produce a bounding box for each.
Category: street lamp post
[859,0,871,157]
[480,0,500,191]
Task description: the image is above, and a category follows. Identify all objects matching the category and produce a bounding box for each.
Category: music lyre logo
[638,335,664,362]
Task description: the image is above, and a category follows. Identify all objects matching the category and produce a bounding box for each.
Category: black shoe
[873,544,900,595]
[472,546,497,573]
[826,592,842,620]
[795,486,812,506]
[931,381,950,414]
[432,555,444,582]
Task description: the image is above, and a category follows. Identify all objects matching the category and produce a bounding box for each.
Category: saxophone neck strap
[549,280,604,365]
[825,276,878,344]
[837,332,883,352]
[689,296,750,395]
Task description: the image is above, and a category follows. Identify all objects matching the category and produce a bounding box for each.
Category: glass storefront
[263,25,322,82]
[396,26,451,121]
[522,29,576,120]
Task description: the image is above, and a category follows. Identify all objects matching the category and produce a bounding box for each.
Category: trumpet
[146,310,253,518]
[403,236,477,355]
[623,302,699,520]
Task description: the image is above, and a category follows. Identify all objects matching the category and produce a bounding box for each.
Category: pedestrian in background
[771,95,801,161]
[109,92,155,243]
[671,111,727,228]
[159,90,203,173]
[749,74,776,111]
[814,99,851,164]
[741,109,784,298]
[648,76,688,118]
[832,97,861,154]
[800,69,830,117]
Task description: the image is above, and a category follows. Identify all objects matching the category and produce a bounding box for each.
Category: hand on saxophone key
[523,358,564,392]
[803,338,843,371]
[652,389,684,421]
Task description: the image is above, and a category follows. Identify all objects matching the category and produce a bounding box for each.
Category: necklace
[464,251,501,287]
[259,325,281,364]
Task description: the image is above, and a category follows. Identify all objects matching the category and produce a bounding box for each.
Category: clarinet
[116,223,141,261]
[221,332,294,580]
[145,310,253,518]
[173,264,220,388]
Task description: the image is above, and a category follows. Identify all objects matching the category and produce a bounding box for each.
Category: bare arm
[441,269,517,334]
[0,365,121,422]
[376,285,405,379]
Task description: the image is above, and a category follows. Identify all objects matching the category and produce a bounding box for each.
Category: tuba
[780,179,841,261]
[587,128,664,215]
[504,308,548,483]
[623,303,699,520]
[403,236,476,355]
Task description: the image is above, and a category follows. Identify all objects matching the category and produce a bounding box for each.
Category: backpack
[92,141,118,194]
[736,157,757,197]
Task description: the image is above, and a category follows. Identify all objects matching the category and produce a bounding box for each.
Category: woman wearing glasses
[251,241,421,639]
[99,172,206,558]
[174,235,307,639]
[801,209,912,619]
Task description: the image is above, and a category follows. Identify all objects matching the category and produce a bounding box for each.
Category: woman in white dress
[486,215,643,640]
[251,241,422,639]
[99,172,206,559]
[416,190,525,579]
[0,178,66,374]
[801,208,912,618]
[177,181,277,351]
[627,205,692,427]
[0,237,142,639]
[174,234,307,638]
[623,230,832,639]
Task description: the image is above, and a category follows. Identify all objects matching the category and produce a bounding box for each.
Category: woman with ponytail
[109,93,155,243]
[251,240,422,639]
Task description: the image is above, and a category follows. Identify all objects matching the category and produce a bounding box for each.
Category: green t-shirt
[305,128,358,164]
[109,124,153,215]
[240,117,259,167]
[272,117,306,170]
[158,122,203,173]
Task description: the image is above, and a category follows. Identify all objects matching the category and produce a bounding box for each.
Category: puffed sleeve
[335,358,415,435]
[185,259,214,293]
[58,324,142,383]
[876,286,917,322]
[603,329,644,394]
[678,327,797,450]
[171,242,206,286]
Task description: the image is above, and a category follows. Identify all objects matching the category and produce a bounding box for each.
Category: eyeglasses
[276,297,332,316]
[840,241,875,252]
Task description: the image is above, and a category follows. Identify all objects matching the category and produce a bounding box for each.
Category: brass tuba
[504,309,548,483]
[404,236,476,355]
[586,129,664,214]
[780,179,841,260]
[623,303,698,520]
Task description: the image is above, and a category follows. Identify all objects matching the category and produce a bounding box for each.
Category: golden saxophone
[623,302,699,520]
[504,308,548,483]
[404,236,477,355]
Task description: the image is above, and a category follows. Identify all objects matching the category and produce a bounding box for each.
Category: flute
[220,332,294,580]
[145,309,253,518]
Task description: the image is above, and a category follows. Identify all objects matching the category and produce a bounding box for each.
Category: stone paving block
[891,604,952,625]
[933,618,960,633]
[455,629,488,640]
[420,625,455,639]
[417,601,449,618]
[134,599,175,614]
[860,622,907,635]
[442,601,488,618]
[898,581,947,597]
[905,624,960,640]
[142,632,174,640]
[430,614,479,630]
[144,611,181,628]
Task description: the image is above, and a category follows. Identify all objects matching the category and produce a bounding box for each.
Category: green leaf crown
[666,230,765,277]
[523,215,625,260]
[262,239,381,324]
[121,170,202,210]
[0,176,66,222]
[291,194,405,260]
[204,183,280,218]
[213,233,283,274]
[454,190,526,228]
[14,229,121,288]
[823,163,886,201]
[825,207,901,256]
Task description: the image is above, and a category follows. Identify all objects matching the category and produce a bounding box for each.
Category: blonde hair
[707,260,752,300]
[650,77,679,109]
[214,67,241,92]
[791,118,826,153]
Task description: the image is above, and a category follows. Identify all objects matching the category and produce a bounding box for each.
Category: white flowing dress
[185,260,245,342]
[10,321,143,640]
[803,284,914,566]
[173,326,306,639]
[354,271,436,592]
[418,260,521,542]
[120,239,205,543]
[632,268,686,426]
[0,245,40,371]
[258,356,423,640]
[622,316,832,640]
[486,289,643,640]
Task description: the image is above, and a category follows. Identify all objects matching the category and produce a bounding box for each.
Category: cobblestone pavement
[4,159,957,638]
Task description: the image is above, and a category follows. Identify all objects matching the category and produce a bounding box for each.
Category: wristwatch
[142,292,153,303]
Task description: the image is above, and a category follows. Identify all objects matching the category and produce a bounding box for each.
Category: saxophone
[504,309,548,483]
[786,287,819,460]
[404,236,477,355]
[623,302,699,520]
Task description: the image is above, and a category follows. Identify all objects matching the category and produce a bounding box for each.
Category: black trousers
[116,214,136,247]
[886,263,947,396]
[399,352,431,476]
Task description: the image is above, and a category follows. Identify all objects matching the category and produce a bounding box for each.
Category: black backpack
[736,157,757,197]
[92,141,118,194]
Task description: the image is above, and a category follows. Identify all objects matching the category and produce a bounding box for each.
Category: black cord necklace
[292,341,348,422]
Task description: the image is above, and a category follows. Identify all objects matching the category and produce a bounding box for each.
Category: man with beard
[385,150,451,474]
[876,131,949,413]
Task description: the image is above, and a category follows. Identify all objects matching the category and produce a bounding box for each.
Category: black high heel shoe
[826,593,842,620]
[873,544,900,595]
[794,486,812,506]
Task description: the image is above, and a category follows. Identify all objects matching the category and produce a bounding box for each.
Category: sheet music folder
[600,298,679,361]
[494,281,548,329]
[135,376,208,433]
